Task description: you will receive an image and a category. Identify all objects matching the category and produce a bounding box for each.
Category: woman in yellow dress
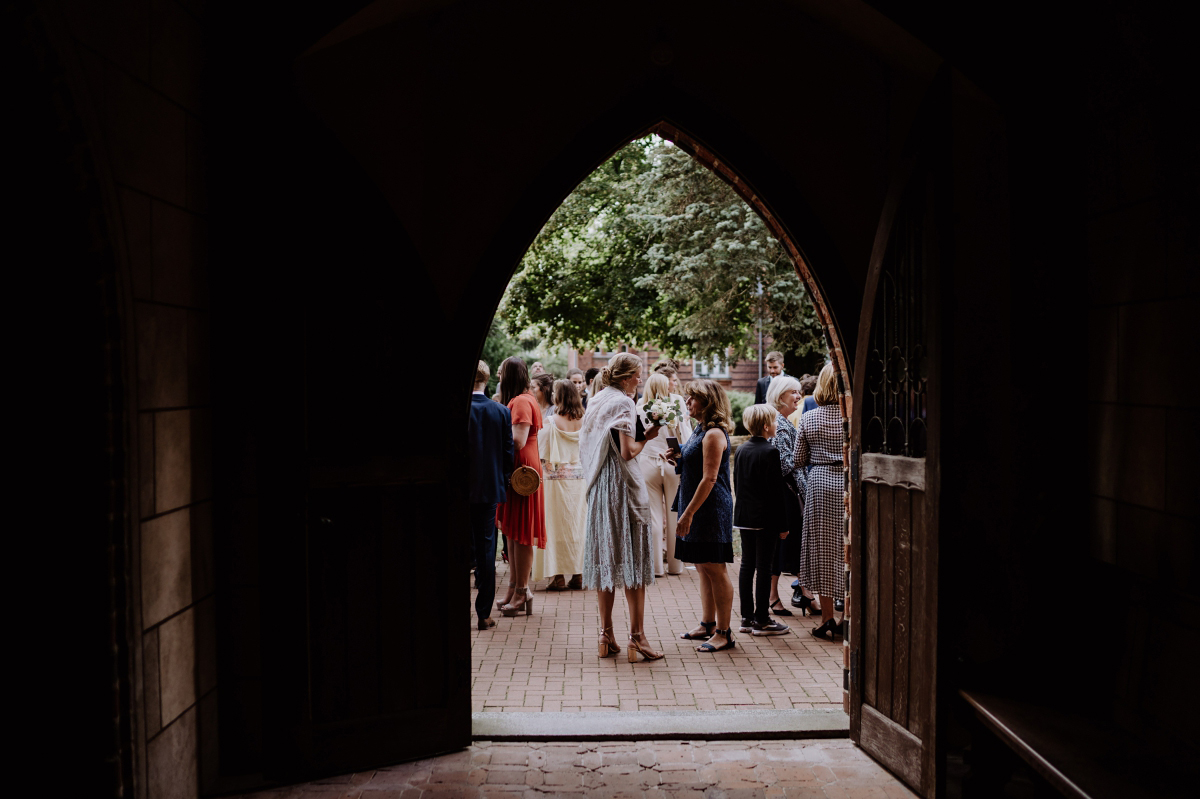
[533,380,586,590]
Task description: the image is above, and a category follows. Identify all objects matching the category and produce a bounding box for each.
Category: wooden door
[258,257,473,781]
[848,73,945,798]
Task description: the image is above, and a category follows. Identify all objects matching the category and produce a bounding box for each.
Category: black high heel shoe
[810,618,843,641]
[791,592,814,617]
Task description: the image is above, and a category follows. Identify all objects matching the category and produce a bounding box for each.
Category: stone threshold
[472,709,849,741]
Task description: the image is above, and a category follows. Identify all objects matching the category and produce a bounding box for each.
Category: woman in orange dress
[496,357,547,616]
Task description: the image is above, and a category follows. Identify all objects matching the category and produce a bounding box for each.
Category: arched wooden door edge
[848,65,949,798]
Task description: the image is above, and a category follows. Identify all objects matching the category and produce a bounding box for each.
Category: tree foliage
[501,136,824,365]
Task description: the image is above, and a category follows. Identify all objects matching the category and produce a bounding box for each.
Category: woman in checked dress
[580,353,665,662]
[795,363,847,641]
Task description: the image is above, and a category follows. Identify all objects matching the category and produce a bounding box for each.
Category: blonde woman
[533,380,586,591]
[580,353,665,662]
[674,379,737,653]
[795,363,846,641]
[653,362,691,432]
[637,373,690,577]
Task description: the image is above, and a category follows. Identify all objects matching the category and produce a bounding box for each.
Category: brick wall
[571,338,795,396]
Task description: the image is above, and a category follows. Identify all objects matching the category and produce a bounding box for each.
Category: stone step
[473,708,849,741]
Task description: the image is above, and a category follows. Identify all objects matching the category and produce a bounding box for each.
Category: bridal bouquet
[643,396,683,427]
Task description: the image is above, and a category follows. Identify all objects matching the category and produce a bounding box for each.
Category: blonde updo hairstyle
[814,362,839,406]
[683,379,734,434]
[643,373,671,404]
[598,352,642,391]
[765,375,802,412]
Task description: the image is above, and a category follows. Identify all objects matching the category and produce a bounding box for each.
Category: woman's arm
[676,429,726,536]
[619,423,660,460]
[513,423,531,451]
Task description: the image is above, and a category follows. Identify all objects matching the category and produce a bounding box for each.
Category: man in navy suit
[468,360,514,629]
[754,351,786,405]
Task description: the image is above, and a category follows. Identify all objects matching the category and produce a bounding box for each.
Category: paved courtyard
[473,561,845,713]
[236,739,916,798]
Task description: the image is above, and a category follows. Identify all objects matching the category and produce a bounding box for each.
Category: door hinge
[851,447,860,483]
[848,648,861,690]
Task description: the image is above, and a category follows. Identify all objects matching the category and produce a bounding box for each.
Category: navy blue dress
[672,424,734,564]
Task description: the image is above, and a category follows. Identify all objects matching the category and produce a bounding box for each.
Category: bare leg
[512,543,533,591]
[803,586,820,613]
[503,542,534,610]
[497,537,515,607]
[625,585,661,657]
[683,567,716,638]
[820,594,836,623]
[697,563,734,650]
[597,589,619,652]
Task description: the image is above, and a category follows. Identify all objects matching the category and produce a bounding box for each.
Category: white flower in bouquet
[643,396,682,427]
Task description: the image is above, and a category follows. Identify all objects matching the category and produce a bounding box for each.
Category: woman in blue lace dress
[673,379,737,653]
[580,353,665,663]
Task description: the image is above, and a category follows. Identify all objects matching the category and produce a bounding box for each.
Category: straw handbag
[509,464,541,496]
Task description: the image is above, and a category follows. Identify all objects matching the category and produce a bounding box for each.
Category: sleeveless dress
[672,424,734,564]
[580,387,655,591]
[532,422,585,578]
[496,392,546,548]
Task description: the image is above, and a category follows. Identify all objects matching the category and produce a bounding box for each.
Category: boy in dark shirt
[732,404,791,635]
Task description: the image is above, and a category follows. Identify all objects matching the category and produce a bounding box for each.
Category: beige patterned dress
[532,422,586,579]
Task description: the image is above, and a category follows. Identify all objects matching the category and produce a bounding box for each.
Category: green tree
[502,136,824,366]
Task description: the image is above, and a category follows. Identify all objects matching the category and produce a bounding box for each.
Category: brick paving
[474,562,845,713]
[236,739,916,798]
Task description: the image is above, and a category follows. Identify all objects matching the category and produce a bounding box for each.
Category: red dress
[497,393,546,548]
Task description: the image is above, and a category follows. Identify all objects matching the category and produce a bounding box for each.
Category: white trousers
[641,456,682,575]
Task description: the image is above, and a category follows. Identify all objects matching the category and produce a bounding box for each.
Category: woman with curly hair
[674,379,737,653]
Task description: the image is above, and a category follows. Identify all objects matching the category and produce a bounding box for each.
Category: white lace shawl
[580,386,650,523]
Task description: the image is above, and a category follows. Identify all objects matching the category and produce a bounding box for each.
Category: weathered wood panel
[861,453,926,491]
[877,484,895,717]
[864,482,879,707]
[893,487,912,726]
[908,490,928,739]
[861,703,922,790]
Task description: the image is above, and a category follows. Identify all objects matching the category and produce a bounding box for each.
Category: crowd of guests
[466,349,846,656]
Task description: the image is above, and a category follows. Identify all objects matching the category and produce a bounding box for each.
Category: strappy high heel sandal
[810,618,843,641]
[496,585,515,610]
[679,620,716,640]
[501,587,534,617]
[627,632,665,663]
[697,628,736,653]
[598,626,621,658]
